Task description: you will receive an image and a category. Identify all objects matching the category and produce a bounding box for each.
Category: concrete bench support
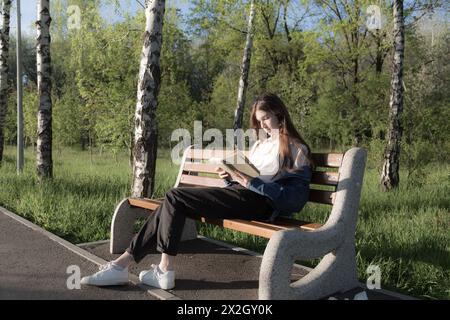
[110,198,197,254]
[258,148,367,299]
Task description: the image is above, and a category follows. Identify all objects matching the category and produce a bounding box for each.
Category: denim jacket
[224,165,311,221]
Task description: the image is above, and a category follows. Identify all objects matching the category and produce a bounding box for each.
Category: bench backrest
[174,146,344,207]
[124,146,365,242]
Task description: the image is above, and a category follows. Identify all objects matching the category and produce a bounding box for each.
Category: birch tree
[36,0,53,178]
[0,0,11,165]
[233,0,255,133]
[131,0,165,198]
[381,0,405,191]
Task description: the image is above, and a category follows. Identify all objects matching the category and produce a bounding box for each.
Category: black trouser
[126,184,274,263]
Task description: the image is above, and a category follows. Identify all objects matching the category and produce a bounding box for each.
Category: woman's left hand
[229,170,252,188]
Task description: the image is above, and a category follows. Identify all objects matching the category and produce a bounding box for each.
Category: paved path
[0,206,415,300]
[83,238,410,300]
[0,207,156,300]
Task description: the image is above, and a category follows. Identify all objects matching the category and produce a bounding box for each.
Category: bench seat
[128,197,322,239]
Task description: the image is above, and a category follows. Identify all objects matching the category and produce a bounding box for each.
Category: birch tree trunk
[381,0,405,191]
[36,0,53,178]
[233,0,255,133]
[131,0,165,198]
[0,0,11,165]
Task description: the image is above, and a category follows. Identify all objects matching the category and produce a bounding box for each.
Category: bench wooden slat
[246,218,322,232]
[187,149,343,168]
[312,153,343,168]
[128,198,322,238]
[180,173,338,198]
[128,198,162,211]
[274,216,323,230]
[183,163,339,187]
[130,191,333,214]
[199,217,281,238]
[311,171,339,186]
[308,190,335,205]
[179,174,226,188]
[186,149,247,160]
[199,217,321,238]
[183,162,221,174]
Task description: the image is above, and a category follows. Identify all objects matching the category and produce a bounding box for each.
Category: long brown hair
[250,93,313,170]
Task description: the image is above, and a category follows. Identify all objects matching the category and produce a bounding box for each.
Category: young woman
[81,93,313,290]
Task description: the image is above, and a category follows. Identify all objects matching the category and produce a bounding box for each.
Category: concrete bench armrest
[265,222,345,261]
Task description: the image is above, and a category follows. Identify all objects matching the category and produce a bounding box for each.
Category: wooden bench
[110,145,367,299]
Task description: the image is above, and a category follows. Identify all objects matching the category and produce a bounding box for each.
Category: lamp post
[16,0,23,173]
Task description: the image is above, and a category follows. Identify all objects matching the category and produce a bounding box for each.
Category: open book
[209,149,260,178]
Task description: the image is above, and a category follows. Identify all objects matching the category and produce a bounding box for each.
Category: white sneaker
[139,264,175,290]
[81,262,129,286]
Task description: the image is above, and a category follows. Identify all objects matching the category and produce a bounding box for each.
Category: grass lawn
[0,145,448,299]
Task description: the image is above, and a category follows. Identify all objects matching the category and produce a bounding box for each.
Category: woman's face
[255,109,280,136]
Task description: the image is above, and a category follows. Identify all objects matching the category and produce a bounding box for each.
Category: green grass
[0,145,448,299]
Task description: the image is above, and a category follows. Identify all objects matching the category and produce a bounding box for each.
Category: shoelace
[99,262,114,271]
[150,264,163,279]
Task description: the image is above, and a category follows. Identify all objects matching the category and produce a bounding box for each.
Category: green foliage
[1,0,446,157]
[53,87,84,148]
[22,88,38,147]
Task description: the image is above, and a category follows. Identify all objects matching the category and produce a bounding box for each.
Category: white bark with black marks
[0,0,11,164]
[233,0,255,133]
[36,0,53,178]
[381,0,405,191]
[131,0,165,198]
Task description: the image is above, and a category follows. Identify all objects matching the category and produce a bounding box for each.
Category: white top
[248,136,309,183]
[249,135,280,182]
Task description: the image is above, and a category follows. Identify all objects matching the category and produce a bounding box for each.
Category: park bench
[110,145,367,299]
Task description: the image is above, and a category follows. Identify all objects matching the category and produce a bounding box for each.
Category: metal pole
[16,0,23,173]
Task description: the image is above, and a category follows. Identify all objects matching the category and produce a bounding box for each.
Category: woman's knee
[165,187,184,205]
[165,187,179,197]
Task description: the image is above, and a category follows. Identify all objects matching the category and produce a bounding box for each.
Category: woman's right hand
[215,167,231,180]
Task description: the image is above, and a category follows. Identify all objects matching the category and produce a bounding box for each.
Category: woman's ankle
[111,261,128,270]
[113,252,134,269]
[159,253,174,273]
[158,263,174,273]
